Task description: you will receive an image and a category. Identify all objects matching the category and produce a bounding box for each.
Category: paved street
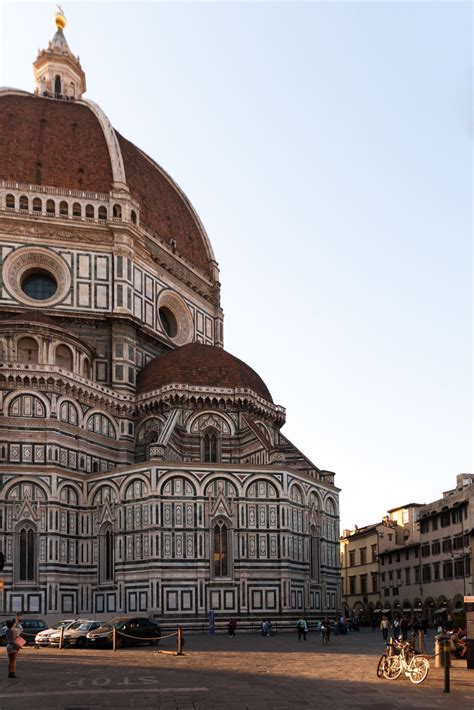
[0,629,473,709]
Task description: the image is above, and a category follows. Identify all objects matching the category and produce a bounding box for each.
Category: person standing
[296,617,307,641]
[5,614,23,678]
[380,615,390,641]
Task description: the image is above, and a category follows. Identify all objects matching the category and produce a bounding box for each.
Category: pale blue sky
[1,1,472,530]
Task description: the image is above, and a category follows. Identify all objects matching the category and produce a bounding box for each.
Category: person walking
[296,617,308,641]
[227,618,237,638]
[380,615,390,641]
[5,614,23,678]
[321,617,331,645]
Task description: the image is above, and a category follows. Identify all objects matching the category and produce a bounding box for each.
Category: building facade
[415,474,473,621]
[0,10,340,622]
[342,484,474,624]
[340,504,422,621]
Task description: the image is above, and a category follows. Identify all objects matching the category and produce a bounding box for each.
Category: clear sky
[1,1,472,531]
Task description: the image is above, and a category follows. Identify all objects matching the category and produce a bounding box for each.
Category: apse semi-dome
[0,91,214,278]
[137,343,273,402]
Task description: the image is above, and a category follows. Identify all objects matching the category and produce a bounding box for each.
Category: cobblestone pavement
[0,629,472,709]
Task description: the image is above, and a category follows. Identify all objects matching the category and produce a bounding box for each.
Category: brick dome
[137,343,273,402]
[0,92,214,276]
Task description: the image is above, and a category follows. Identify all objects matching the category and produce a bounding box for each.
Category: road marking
[0,687,208,698]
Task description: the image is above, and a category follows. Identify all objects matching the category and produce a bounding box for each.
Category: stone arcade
[0,9,340,622]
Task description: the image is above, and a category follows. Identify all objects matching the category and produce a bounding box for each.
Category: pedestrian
[321,617,330,645]
[5,614,23,678]
[400,615,409,641]
[380,615,390,641]
[227,618,237,638]
[296,617,308,641]
[392,616,400,639]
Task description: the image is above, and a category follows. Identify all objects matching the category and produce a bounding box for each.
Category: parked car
[86,617,161,648]
[35,619,78,647]
[0,618,47,646]
[49,620,103,648]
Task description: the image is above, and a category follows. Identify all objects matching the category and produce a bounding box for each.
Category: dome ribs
[0,94,113,192]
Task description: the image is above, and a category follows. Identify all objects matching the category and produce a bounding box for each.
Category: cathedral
[0,9,340,623]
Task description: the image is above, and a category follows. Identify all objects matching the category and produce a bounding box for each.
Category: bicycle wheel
[409,656,429,684]
[383,655,401,680]
[376,654,386,678]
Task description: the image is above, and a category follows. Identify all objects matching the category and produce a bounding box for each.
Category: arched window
[85,204,94,219]
[9,394,46,418]
[32,198,42,212]
[310,525,320,581]
[86,413,116,439]
[59,401,78,425]
[82,358,90,377]
[17,524,36,582]
[17,337,39,363]
[6,194,15,208]
[46,199,55,215]
[59,201,68,216]
[55,344,73,370]
[72,202,81,217]
[99,523,114,583]
[202,429,219,463]
[54,74,62,95]
[131,210,137,224]
[19,196,28,211]
[213,520,229,577]
[112,204,122,219]
[98,206,107,221]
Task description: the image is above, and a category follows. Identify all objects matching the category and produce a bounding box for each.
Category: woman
[5,614,23,678]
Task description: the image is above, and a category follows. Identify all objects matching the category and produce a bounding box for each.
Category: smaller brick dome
[137,343,273,402]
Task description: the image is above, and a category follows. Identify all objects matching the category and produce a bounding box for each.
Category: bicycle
[377,639,430,684]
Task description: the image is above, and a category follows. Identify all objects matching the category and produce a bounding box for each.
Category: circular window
[156,290,193,346]
[21,269,57,300]
[159,307,178,338]
[2,247,70,307]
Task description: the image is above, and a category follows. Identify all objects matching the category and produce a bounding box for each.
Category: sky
[0,0,472,531]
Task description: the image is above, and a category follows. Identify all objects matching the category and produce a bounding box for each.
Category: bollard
[443,640,450,693]
[112,627,116,652]
[418,631,424,654]
[59,626,64,650]
[435,637,442,668]
[177,624,183,655]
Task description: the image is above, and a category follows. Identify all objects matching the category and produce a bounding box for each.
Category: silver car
[35,619,77,647]
[49,620,103,648]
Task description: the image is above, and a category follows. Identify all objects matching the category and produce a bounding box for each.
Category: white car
[49,620,103,648]
[35,619,77,647]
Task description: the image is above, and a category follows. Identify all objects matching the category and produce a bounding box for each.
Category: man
[296,617,308,641]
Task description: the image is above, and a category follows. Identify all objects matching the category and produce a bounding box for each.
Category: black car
[0,618,47,646]
[86,617,161,647]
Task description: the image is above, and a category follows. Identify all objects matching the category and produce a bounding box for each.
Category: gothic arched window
[202,429,219,463]
[54,74,62,95]
[17,523,36,582]
[213,520,229,577]
[99,523,114,584]
[310,524,320,582]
